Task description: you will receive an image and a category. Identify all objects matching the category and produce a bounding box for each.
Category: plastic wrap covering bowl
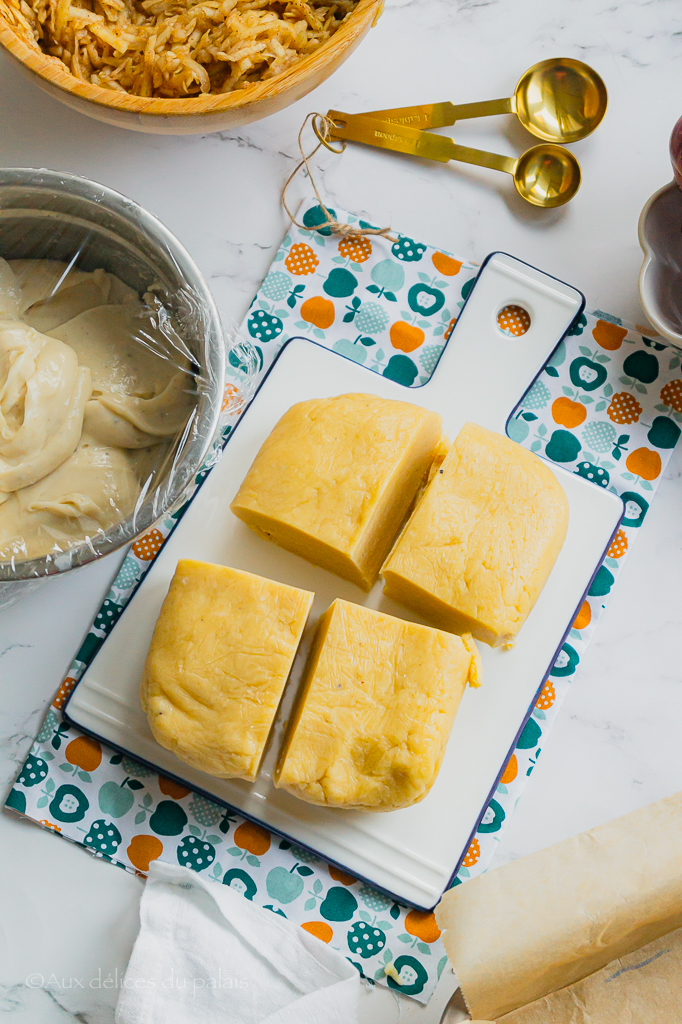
[0,167,225,586]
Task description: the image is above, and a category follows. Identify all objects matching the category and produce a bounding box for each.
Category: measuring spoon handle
[448,143,516,175]
[361,97,513,130]
[445,96,514,120]
[326,111,516,175]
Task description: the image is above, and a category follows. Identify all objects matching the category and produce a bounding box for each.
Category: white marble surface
[2,1,682,1020]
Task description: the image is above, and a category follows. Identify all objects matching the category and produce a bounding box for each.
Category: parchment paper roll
[498,927,682,1023]
[435,791,682,1020]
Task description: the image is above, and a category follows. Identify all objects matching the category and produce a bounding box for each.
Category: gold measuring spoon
[362,58,607,144]
[326,111,582,208]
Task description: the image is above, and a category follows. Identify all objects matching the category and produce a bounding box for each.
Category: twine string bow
[281,112,396,242]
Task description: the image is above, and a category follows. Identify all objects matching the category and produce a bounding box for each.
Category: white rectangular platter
[66,254,624,909]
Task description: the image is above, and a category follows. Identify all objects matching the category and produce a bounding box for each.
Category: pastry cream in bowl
[0,168,225,587]
[0,259,196,562]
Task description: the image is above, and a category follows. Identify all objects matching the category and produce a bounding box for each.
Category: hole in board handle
[497,304,531,337]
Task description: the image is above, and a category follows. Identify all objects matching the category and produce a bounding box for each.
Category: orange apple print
[65,736,102,771]
[285,243,318,276]
[405,910,441,943]
[444,317,457,340]
[338,237,372,263]
[536,680,555,709]
[234,821,271,856]
[328,866,357,885]
[431,252,462,276]
[53,676,77,710]
[626,447,661,480]
[500,754,518,784]
[573,601,591,630]
[592,320,627,350]
[390,321,424,352]
[607,392,642,424]
[222,382,242,412]
[607,530,628,558]
[660,379,682,413]
[462,838,481,867]
[127,835,163,871]
[301,921,333,943]
[552,396,586,428]
[132,529,164,561]
[301,297,335,330]
[497,305,531,336]
[158,775,191,799]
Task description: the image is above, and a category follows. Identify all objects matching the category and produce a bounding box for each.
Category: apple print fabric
[6,199,682,1008]
[239,201,475,390]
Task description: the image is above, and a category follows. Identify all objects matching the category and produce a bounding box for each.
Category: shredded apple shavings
[0,0,358,97]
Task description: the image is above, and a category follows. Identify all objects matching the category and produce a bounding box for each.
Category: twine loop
[281,112,396,242]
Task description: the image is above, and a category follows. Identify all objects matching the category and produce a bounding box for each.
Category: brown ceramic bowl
[0,0,383,134]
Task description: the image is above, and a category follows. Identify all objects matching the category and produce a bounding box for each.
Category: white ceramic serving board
[66,254,623,909]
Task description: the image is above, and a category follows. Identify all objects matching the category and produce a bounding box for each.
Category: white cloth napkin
[116,860,361,1024]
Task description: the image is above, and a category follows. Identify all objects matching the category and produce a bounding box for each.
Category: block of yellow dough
[274,598,478,811]
[141,559,313,781]
[231,394,443,591]
[382,422,569,647]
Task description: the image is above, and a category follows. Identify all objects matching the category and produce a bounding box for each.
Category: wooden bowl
[0,0,383,134]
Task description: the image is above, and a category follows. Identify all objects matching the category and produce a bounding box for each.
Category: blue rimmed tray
[64,254,623,909]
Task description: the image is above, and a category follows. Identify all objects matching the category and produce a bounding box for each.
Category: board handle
[424,252,584,434]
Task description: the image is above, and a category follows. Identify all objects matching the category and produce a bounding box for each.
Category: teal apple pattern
[6,201,682,1007]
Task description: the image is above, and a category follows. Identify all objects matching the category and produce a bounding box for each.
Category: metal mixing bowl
[0,167,225,582]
